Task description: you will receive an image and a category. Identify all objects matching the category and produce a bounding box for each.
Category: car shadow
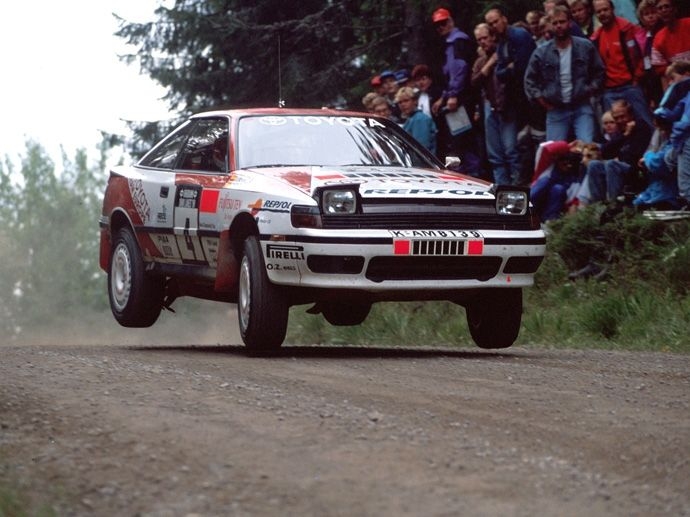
[128,344,540,361]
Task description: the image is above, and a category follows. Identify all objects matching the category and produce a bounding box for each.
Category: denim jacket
[524,37,605,108]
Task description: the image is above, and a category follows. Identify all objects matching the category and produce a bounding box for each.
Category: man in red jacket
[591,0,653,128]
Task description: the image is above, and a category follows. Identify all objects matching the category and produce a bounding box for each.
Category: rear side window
[138,121,192,169]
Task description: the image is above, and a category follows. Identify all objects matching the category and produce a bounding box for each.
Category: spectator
[591,0,653,128]
[525,10,545,40]
[530,140,584,221]
[411,64,442,118]
[524,6,605,143]
[431,7,481,175]
[379,70,402,122]
[537,14,554,46]
[664,62,690,208]
[584,99,653,202]
[568,0,597,36]
[395,69,410,88]
[637,0,664,108]
[471,23,520,185]
[370,95,394,120]
[633,119,680,210]
[601,110,619,140]
[395,86,438,154]
[370,75,385,96]
[484,6,536,184]
[484,6,535,127]
[361,92,380,113]
[651,0,690,88]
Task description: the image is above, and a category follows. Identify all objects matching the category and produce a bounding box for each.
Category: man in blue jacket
[524,6,606,143]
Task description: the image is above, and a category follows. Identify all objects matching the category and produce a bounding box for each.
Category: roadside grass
[0,485,56,517]
[287,209,690,353]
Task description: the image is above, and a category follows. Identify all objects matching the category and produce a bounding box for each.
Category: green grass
[287,209,690,353]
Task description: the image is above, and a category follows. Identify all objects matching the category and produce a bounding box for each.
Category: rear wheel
[322,302,371,326]
[466,288,522,349]
[108,227,164,327]
[237,236,288,355]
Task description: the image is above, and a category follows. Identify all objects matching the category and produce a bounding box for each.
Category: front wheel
[465,288,522,349]
[108,227,164,327]
[237,236,288,355]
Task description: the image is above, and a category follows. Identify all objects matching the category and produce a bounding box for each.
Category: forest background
[1,0,688,352]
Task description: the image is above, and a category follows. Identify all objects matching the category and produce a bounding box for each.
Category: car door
[171,117,230,268]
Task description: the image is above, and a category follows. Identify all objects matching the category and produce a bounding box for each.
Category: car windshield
[237,114,440,170]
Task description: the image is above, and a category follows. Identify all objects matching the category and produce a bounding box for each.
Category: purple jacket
[441,28,475,102]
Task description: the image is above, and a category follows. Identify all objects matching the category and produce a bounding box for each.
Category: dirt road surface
[1,336,689,516]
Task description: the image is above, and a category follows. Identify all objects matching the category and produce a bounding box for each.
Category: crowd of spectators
[360,0,690,222]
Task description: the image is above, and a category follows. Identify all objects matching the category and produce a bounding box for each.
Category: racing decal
[199,189,220,213]
[218,192,242,223]
[248,199,263,217]
[153,234,180,259]
[391,230,484,256]
[128,178,151,224]
[278,170,311,192]
[201,237,219,267]
[262,199,292,212]
[174,185,206,263]
[363,188,491,196]
[257,116,385,129]
[266,244,305,260]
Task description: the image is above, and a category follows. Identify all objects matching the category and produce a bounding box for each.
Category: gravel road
[1,335,689,516]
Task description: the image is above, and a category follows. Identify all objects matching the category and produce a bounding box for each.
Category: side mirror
[445,156,462,171]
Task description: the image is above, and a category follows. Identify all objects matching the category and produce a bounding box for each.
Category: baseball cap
[379,70,396,80]
[432,8,451,23]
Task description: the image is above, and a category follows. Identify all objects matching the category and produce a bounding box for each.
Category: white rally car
[99,108,545,354]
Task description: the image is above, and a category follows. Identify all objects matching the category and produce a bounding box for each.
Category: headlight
[322,189,357,214]
[495,188,528,216]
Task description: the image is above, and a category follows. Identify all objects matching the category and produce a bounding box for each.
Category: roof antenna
[278,35,285,108]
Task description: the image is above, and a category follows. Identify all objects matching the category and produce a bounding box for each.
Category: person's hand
[624,120,636,136]
[432,97,444,116]
[445,97,458,112]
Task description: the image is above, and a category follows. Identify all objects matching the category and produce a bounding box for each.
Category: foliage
[113,0,542,155]
[0,143,107,340]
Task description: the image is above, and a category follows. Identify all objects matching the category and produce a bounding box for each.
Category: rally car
[99,108,545,354]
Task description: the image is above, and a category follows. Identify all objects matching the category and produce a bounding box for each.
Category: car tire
[322,302,371,326]
[108,227,164,328]
[466,288,522,349]
[238,236,288,355]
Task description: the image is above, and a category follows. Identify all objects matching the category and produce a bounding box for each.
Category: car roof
[190,107,376,119]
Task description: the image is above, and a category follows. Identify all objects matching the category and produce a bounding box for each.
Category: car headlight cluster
[495,187,529,216]
[291,185,360,228]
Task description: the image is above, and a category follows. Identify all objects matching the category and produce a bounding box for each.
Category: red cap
[432,8,450,23]
[370,75,382,87]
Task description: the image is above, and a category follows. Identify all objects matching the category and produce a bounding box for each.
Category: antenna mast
[278,35,285,108]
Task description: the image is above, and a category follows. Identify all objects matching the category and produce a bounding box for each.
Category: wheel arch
[214,211,260,296]
[100,208,136,271]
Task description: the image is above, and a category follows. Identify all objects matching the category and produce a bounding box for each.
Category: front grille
[407,239,474,256]
[366,256,502,282]
[322,204,534,230]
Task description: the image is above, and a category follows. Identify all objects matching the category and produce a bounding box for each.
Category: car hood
[243,166,494,201]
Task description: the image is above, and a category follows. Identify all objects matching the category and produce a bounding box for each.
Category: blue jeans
[587,159,630,202]
[602,84,654,129]
[546,101,596,143]
[484,101,520,185]
[679,138,690,204]
[530,174,572,221]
